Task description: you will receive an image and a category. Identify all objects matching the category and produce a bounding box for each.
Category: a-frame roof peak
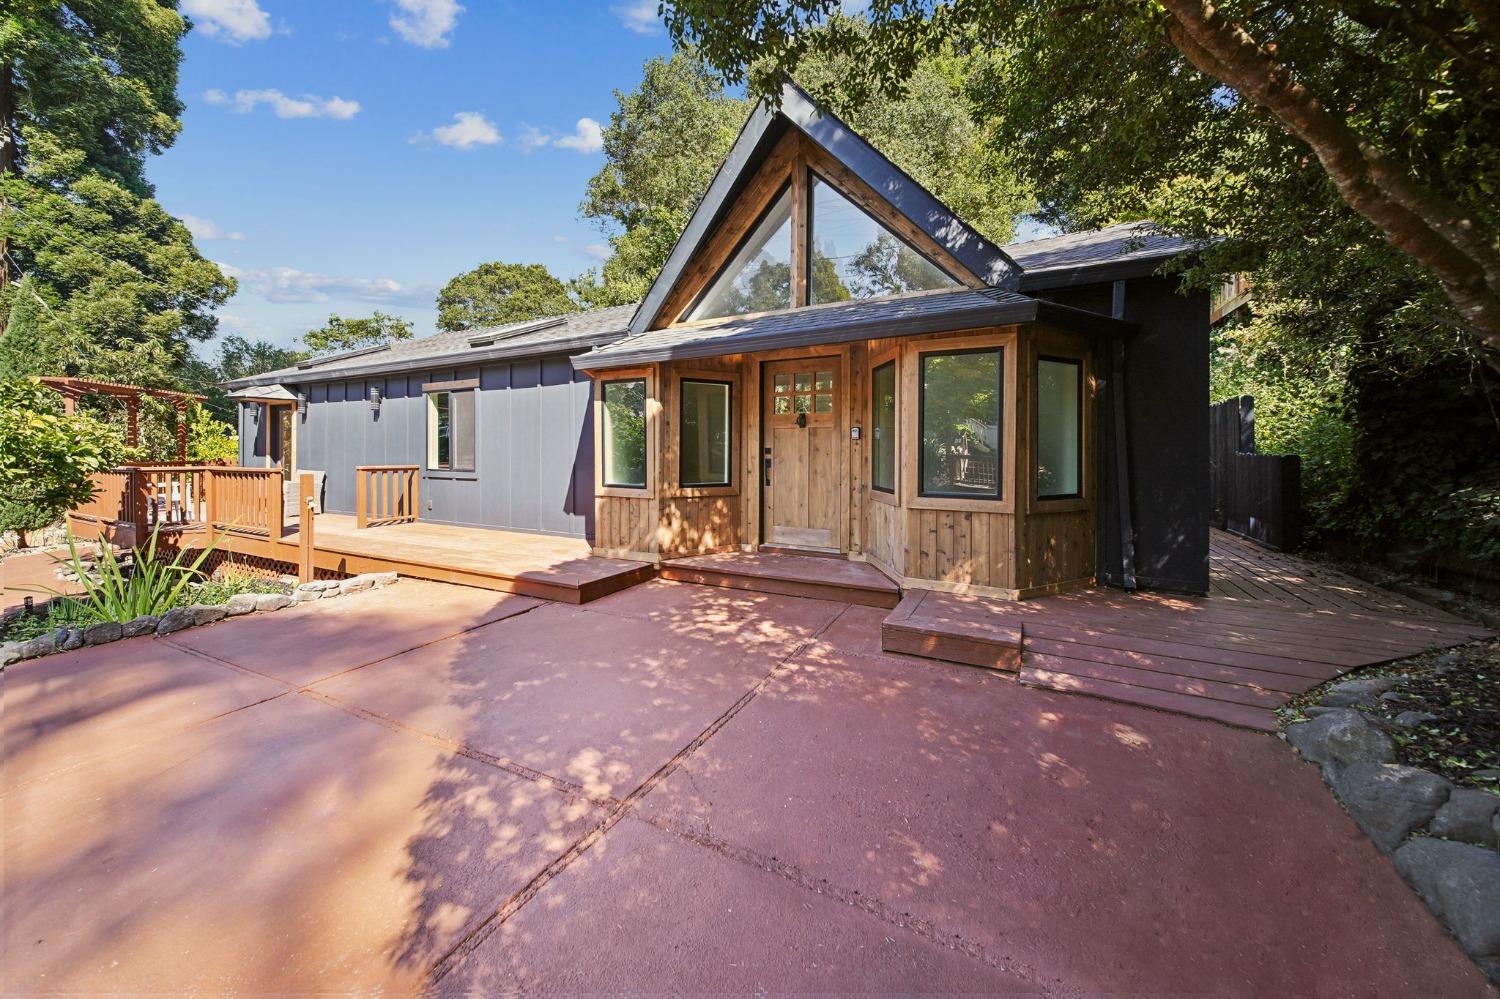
[628,79,1022,336]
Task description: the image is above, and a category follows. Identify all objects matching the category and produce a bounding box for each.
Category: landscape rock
[298,580,338,593]
[57,627,84,651]
[1393,710,1439,728]
[155,607,195,635]
[370,571,397,588]
[1429,789,1500,849]
[294,588,323,603]
[2,640,23,666]
[1395,838,1500,979]
[1319,676,1399,708]
[188,604,227,626]
[1302,705,1344,717]
[225,593,258,616]
[82,621,123,646]
[339,575,374,594]
[1332,763,1452,854]
[123,615,158,637]
[254,592,292,612]
[17,633,54,659]
[1285,709,1395,770]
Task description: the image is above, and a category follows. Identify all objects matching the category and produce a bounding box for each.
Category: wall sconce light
[368,386,382,413]
[296,391,308,419]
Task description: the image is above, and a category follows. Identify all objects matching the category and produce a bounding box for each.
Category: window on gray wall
[427,389,475,471]
[680,379,731,487]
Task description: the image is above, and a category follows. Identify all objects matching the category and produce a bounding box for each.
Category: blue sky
[156,0,678,351]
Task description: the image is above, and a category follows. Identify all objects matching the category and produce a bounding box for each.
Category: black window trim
[426,387,476,473]
[917,345,1005,501]
[806,167,963,304]
[1035,353,1084,502]
[678,376,734,488]
[870,358,897,495]
[601,376,649,490]
[679,181,794,324]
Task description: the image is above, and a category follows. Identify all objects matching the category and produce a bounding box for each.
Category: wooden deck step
[1019,663,1280,732]
[659,552,901,609]
[881,590,1023,672]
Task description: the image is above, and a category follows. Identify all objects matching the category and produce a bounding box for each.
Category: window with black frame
[871,361,896,493]
[918,348,1002,499]
[426,389,475,471]
[680,378,731,487]
[1036,357,1082,499]
[602,378,648,488]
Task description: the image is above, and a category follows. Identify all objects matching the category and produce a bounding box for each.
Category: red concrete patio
[1,577,1492,994]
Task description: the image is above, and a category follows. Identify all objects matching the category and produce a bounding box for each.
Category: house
[222,81,1209,598]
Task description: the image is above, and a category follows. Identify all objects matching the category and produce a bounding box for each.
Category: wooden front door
[762,357,841,549]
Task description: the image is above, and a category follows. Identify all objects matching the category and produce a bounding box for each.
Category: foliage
[183,562,286,607]
[185,405,237,465]
[573,51,751,309]
[0,377,125,519]
[0,596,102,643]
[57,523,220,622]
[435,261,577,332]
[301,312,414,356]
[664,0,1500,362]
[0,2,235,383]
[182,334,308,422]
[0,498,55,547]
[1372,643,1500,789]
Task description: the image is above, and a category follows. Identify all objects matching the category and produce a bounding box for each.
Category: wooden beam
[297,472,315,582]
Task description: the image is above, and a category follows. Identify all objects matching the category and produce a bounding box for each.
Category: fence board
[1209,396,1301,551]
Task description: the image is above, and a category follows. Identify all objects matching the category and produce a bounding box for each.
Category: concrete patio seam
[424,617,845,986]
[637,812,1064,995]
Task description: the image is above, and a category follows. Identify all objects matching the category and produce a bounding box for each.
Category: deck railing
[205,467,284,536]
[355,465,420,528]
[68,465,285,540]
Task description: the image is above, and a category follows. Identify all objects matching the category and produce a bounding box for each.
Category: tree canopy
[301,312,414,356]
[0,377,125,521]
[436,261,577,331]
[0,1,234,384]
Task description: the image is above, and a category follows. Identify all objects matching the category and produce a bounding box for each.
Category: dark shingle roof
[222,303,638,388]
[1005,221,1195,290]
[573,288,1130,371]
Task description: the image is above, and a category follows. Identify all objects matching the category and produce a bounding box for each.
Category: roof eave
[1016,252,1190,291]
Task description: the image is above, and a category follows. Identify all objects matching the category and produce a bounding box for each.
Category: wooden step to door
[881,590,1023,672]
[659,551,901,608]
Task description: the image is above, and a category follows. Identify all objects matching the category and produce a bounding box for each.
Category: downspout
[1110,280,1138,590]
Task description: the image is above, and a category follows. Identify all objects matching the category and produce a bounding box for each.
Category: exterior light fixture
[296,391,308,418]
[369,386,382,413]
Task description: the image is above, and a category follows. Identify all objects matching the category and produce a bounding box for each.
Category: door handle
[763,451,772,487]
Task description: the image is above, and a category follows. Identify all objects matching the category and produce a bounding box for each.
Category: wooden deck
[883,531,1492,731]
[659,551,902,608]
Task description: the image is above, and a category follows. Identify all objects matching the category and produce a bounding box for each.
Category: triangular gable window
[809,175,959,304]
[688,187,794,322]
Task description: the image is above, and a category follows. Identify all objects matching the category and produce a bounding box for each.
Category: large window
[871,361,896,493]
[679,379,732,487]
[1036,357,1082,499]
[918,348,1002,499]
[687,187,793,322]
[426,389,475,471]
[809,175,959,305]
[602,378,648,488]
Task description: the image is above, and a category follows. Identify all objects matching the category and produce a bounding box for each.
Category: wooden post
[411,468,420,523]
[268,467,284,537]
[203,468,217,539]
[126,397,139,450]
[356,468,368,529]
[298,471,315,583]
[174,398,189,462]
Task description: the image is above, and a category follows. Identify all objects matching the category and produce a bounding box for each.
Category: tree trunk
[1154,0,1500,365]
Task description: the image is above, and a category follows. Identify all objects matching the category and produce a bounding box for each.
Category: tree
[663,1,1500,366]
[183,334,308,421]
[0,2,235,382]
[572,51,751,308]
[435,262,577,331]
[0,377,126,543]
[301,312,414,356]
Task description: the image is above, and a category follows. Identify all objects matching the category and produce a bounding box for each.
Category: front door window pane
[680,380,731,487]
[603,379,648,488]
[688,188,794,321]
[872,361,896,493]
[809,176,960,304]
[1037,358,1082,498]
[919,349,1002,498]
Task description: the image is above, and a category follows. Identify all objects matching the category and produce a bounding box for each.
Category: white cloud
[219,263,430,306]
[389,0,463,48]
[551,234,569,244]
[612,0,662,35]
[181,214,247,242]
[183,0,272,43]
[413,111,501,150]
[583,243,610,259]
[205,88,361,120]
[519,118,604,155]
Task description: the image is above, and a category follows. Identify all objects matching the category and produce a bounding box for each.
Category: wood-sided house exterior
[223,81,1209,597]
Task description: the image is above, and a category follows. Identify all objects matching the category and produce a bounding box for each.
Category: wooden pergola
[38,377,207,462]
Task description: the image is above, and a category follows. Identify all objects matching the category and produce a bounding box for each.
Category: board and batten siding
[238,353,596,539]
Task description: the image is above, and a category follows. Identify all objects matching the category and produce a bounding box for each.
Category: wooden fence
[355,465,420,528]
[67,465,284,542]
[1210,395,1301,551]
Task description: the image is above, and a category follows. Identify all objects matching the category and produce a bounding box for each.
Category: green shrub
[0,499,58,548]
[186,405,239,465]
[1,598,103,643]
[57,524,221,622]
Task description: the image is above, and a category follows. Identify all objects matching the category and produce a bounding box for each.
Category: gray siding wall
[238,353,596,539]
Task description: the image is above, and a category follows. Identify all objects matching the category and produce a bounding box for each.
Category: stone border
[1283,670,1500,984]
[0,572,399,668]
